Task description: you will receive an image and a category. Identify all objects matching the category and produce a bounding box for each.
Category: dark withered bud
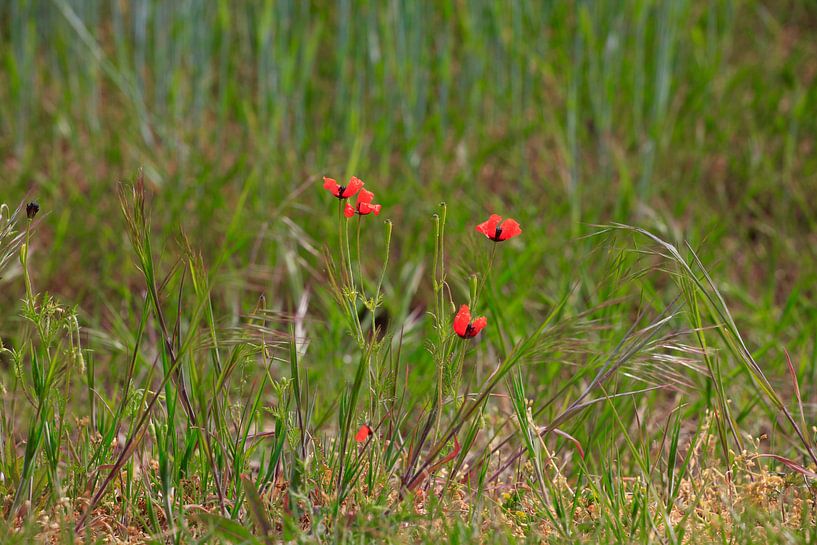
[26,201,39,219]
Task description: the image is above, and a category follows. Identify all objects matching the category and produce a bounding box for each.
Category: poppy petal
[355,424,372,443]
[323,177,341,197]
[476,215,502,239]
[453,304,472,338]
[344,202,355,218]
[498,219,522,241]
[470,316,487,336]
[358,202,382,216]
[343,176,364,198]
[357,189,375,205]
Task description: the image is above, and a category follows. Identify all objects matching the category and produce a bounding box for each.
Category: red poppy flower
[453,304,487,338]
[475,214,522,242]
[323,176,364,199]
[344,189,383,218]
[355,423,373,443]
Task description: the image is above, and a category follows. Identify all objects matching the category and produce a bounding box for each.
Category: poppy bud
[26,201,39,219]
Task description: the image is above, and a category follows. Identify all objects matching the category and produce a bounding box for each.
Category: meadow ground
[2,1,817,543]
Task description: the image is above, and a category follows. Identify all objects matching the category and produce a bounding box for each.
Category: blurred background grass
[2,0,817,450]
[3,3,817,540]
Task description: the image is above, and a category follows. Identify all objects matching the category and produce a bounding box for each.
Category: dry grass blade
[753,454,817,480]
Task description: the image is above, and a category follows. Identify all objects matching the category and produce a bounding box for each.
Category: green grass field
[2,0,817,542]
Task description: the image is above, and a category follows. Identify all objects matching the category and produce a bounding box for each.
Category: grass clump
[1,177,816,543]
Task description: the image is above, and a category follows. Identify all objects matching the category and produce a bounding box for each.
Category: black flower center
[493,226,503,241]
